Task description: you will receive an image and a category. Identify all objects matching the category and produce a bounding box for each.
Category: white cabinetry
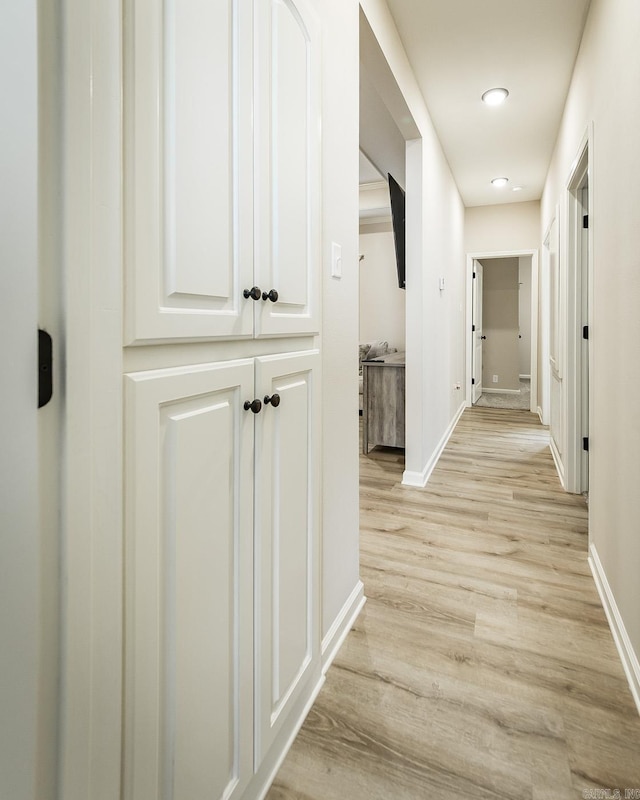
[123,0,323,795]
[124,350,319,800]
[124,0,320,344]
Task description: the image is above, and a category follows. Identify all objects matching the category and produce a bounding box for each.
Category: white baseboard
[549,435,565,488]
[589,544,640,716]
[537,406,544,425]
[519,374,531,380]
[321,580,365,674]
[483,387,521,395]
[254,672,326,800]
[253,582,366,799]
[402,401,465,488]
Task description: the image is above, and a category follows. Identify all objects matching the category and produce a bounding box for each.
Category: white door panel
[254,350,319,764]
[124,0,254,343]
[1,3,40,795]
[472,261,483,403]
[254,0,321,337]
[124,360,254,800]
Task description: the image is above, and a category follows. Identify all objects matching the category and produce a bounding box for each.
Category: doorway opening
[466,250,539,413]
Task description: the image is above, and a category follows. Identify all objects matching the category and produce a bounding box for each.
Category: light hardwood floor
[267,407,640,799]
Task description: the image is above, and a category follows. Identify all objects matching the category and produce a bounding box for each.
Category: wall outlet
[492,374,498,383]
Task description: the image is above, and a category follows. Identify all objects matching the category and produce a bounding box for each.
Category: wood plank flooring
[267,407,640,799]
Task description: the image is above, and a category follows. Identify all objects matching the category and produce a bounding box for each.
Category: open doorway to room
[467,250,539,413]
[358,150,406,460]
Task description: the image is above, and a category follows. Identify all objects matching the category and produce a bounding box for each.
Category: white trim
[589,545,640,716]
[60,1,124,796]
[253,673,326,800]
[482,387,521,395]
[549,437,565,489]
[519,373,531,380]
[321,581,366,673]
[537,406,544,425]
[540,210,557,427]
[402,402,465,487]
[564,128,592,495]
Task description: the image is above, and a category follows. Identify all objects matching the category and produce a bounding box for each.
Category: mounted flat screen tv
[388,173,406,289]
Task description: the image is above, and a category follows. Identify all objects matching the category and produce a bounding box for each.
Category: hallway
[268,408,640,799]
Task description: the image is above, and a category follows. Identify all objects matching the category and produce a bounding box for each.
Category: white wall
[320,0,361,644]
[466,200,540,252]
[541,0,640,692]
[360,0,466,487]
[359,222,406,350]
[360,70,406,187]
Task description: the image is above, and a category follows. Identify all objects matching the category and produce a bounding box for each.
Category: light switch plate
[331,242,342,278]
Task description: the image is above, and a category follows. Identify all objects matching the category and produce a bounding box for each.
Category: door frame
[466,249,539,412]
[564,129,592,495]
[58,0,124,796]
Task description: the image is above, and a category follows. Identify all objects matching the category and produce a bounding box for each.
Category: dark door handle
[481,335,487,340]
[264,393,281,408]
[262,289,278,303]
[243,286,262,301]
[243,398,262,414]
[38,329,53,408]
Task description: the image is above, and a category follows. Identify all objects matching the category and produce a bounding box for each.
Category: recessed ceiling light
[491,177,509,187]
[512,185,524,192]
[482,87,509,106]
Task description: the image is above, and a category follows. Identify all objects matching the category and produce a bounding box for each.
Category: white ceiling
[365,0,592,207]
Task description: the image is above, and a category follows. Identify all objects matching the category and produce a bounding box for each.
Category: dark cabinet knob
[264,393,281,408]
[243,398,262,414]
[243,286,262,301]
[262,289,278,303]
[481,335,487,340]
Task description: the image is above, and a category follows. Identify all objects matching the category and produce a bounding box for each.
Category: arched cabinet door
[124,0,321,345]
[254,0,321,338]
[124,0,254,344]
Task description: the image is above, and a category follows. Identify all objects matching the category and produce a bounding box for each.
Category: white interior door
[0,4,42,797]
[579,183,590,491]
[472,260,484,403]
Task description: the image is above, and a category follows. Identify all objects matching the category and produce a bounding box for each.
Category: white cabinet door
[254,0,321,338]
[124,0,254,343]
[254,351,320,764]
[123,360,254,800]
[125,0,321,345]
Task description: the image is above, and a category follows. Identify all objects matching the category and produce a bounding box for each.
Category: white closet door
[124,0,254,343]
[123,360,254,800]
[254,350,320,764]
[254,0,321,338]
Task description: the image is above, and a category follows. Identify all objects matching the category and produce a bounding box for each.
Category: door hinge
[38,329,53,408]
[583,214,589,229]
[473,271,476,279]
[583,325,589,340]
[472,324,476,332]
[583,436,589,452]
[472,378,476,386]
